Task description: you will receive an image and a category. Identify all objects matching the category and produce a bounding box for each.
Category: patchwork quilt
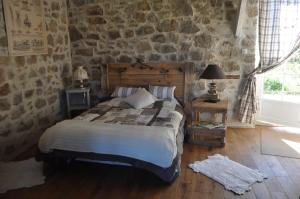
[74,99,184,129]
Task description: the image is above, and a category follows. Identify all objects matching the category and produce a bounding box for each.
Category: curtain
[238,0,300,124]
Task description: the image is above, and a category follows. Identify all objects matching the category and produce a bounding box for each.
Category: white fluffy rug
[0,158,45,194]
[189,154,267,195]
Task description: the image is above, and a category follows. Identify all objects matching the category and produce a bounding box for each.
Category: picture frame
[3,0,48,56]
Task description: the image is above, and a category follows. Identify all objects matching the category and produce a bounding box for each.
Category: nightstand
[188,98,228,147]
[66,88,91,118]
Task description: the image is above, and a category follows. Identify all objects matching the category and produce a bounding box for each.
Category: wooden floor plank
[2,127,300,199]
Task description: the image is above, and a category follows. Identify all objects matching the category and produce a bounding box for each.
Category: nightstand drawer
[187,125,226,147]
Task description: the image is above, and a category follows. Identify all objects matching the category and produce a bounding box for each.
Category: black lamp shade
[200,64,225,80]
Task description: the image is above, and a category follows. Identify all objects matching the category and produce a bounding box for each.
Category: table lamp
[73,66,88,88]
[200,64,225,103]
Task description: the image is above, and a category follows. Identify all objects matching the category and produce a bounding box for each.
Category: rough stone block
[0,98,11,111]
[0,83,10,96]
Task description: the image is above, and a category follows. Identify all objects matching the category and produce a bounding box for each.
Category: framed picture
[3,0,48,56]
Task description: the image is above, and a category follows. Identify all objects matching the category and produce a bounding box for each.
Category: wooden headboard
[106,63,194,105]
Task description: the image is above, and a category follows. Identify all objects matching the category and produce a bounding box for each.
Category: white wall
[257,98,300,128]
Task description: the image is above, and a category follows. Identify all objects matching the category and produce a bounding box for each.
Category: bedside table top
[192,98,228,111]
[66,87,90,93]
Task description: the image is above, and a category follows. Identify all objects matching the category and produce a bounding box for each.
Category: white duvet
[39,120,178,168]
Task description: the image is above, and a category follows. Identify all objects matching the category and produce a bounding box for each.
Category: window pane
[263,50,300,98]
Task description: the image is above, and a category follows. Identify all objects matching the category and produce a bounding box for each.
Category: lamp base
[74,80,86,89]
[205,82,220,103]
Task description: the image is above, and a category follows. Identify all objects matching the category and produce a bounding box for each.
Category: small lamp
[200,64,225,103]
[73,66,88,88]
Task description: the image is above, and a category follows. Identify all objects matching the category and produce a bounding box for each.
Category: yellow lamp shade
[73,66,88,81]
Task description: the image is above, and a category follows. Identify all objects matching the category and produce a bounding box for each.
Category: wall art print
[3,0,48,56]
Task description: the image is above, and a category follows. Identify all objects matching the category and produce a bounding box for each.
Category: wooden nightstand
[66,88,91,118]
[188,98,228,147]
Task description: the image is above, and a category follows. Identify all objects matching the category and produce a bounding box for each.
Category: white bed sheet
[39,120,178,168]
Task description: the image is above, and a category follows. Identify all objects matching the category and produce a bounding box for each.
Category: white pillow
[124,88,156,109]
[149,85,176,100]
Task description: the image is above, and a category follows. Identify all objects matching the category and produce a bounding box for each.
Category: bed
[36,62,194,183]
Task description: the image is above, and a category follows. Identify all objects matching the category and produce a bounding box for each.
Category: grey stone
[244,55,255,63]
[0,98,10,111]
[0,68,5,84]
[25,90,34,98]
[48,20,58,32]
[51,2,60,11]
[147,13,158,23]
[124,30,134,38]
[118,55,132,63]
[223,61,240,72]
[242,37,254,48]
[27,56,37,65]
[157,19,178,32]
[218,41,233,57]
[87,34,100,40]
[135,12,146,23]
[69,26,83,42]
[160,45,176,53]
[149,54,161,61]
[53,54,66,61]
[108,30,121,40]
[151,34,166,43]
[13,93,23,106]
[89,57,103,65]
[28,69,38,78]
[172,0,193,16]
[48,95,58,105]
[15,57,25,67]
[169,54,177,61]
[88,17,106,25]
[153,0,163,11]
[190,51,202,61]
[180,20,200,34]
[71,0,85,7]
[36,79,43,87]
[0,83,10,96]
[85,41,97,46]
[136,41,152,52]
[194,33,213,48]
[87,6,103,16]
[0,57,9,65]
[136,25,155,36]
[35,99,47,109]
[137,0,150,11]
[56,34,64,45]
[75,49,93,56]
[0,36,7,47]
[11,106,25,120]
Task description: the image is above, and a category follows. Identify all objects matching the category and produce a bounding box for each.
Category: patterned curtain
[239,0,300,124]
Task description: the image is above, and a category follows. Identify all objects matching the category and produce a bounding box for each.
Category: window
[263,51,300,102]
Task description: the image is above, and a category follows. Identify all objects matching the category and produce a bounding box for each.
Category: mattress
[38,98,184,168]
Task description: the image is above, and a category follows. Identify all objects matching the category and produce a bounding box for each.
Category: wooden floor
[1,126,300,199]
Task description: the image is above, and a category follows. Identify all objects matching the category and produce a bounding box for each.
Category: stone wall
[68,0,258,121]
[0,0,72,160]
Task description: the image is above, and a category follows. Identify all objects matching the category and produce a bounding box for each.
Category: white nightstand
[66,88,91,118]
